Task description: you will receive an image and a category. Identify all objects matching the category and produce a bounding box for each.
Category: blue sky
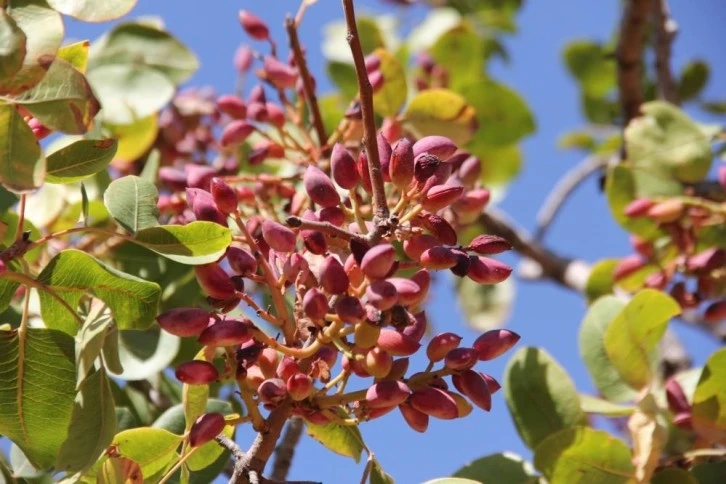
[5,1,724,483]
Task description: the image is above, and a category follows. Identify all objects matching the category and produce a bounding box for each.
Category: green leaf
[306,419,365,462]
[45,139,117,184]
[678,60,709,101]
[112,327,179,380]
[357,17,386,55]
[183,381,209,432]
[111,427,182,479]
[326,61,358,101]
[372,48,407,117]
[0,102,45,192]
[10,58,100,134]
[104,175,159,233]
[429,23,483,90]
[132,222,232,265]
[533,427,634,483]
[457,277,514,331]
[453,452,538,483]
[504,347,586,449]
[558,130,596,152]
[101,323,123,375]
[579,394,635,417]
[563,40,616,97]
[46,0,137,22]
[36,249,161,333]
[690,462,726,484]
[370,457,395,484]
[403,88,477,146]
[626,101,713,183]
[105,114,158,163]
[0,327,76,470]
[692,347,726,444]
[579,296,637,402]
[581,93,620,125]
[475,144,523,185]
[89,21,198,85]
[56,368,116,473]
[75,305,113,388]
[603,289,680,390]
[0,0,63,95]
[584,259,618,302]
[58,40,90,73]
[652,468,698,484]
[422,479,480,484]
[605,164,668,240]
[0,9,27,81]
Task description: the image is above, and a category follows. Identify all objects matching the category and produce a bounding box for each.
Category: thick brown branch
[270,417,304,481]
[341,0,389,228]
[651,0,679,104]
[616,0,650,124]
[285,16,329,157]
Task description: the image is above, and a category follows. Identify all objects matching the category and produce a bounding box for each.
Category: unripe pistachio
[227,246,257,276]
[414,153,441,183]
[380,117,403,143]
[364,54,381,73]
[216,95,247,119]
[647,199,684,223]
[399,403,428,432]
[159,167,188,191]
[317,206,345,227]
[665,377,690,415]
[457,155,482,185]
[377,132,392,182]
[341,352,370,377]
[453,188,490,214]
[344,254,365,287]
[191,193,227,226]
[246,102,268,122]
[330,143,359,189]
[357,149,373,193]
[189,413,226,447]
[386,278,422,306]
[265,102,285,128]
[426,332,462,362]
[473,329,520,361]
[466,256,512,284]
[687,248,726,273]
[287,373,313,401]
[303,287,329,320]
[468,235,512,255]
[623,198,654,218]
[457,369,492,411]
[276,356,301,382]
[257,378,287,405]
[481,373,501,394]
[673,412,692,430]
[376,329,421,356]
[220,120,254,147]
[304,166,340,208]
[28,117,51,140]
[210,177,238,214]
[444,347,479,370]
[243,365,265,391]
[718,165,726,190]
[366,280,399,311]
[368,70,384,93]
[194,263,236,300]
[238,10,269,40]
[670,281,700,310]
[354,321,381,349]
[612,255,647,282]
[704,300,726,323]
[198,319,252,347]
[175,360,219,385]
[261,220,297,252]
[403,234,438,261]
[361,244,396,280]
[336,295,366,324]
[449,249,472,277]
[320,255,349,294]
[410,387,458,419]
[420,246,458,270]
[156,308,211,337]
[448,391,473,418]
[644,271,668,290]
[366,380,411,408]
[401,311,427,343]
[630,235,654,259]
[417,162,452,194]
[263,56,297,89]
[365,347,393,379]
[418,213,457,245]
[389,137,415,189]
[413,135,457,160]
[257,348,279,379]
[234,45,253,72]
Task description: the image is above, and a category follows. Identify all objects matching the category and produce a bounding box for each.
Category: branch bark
[270,417,305,481]
[651,0,680,104]
[616,0,650,124]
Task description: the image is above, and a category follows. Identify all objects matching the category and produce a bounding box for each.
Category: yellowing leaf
[403,88,476,146]
[58,40,90,73]
[106,115,158,163]
[372,48,407,117]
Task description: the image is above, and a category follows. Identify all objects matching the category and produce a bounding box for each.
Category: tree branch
[341,0,390,232]
[651,0,679,104]
[533,155,613,242]
[270,417,305,481]
[285,15,329,157]
[616,0,650,124]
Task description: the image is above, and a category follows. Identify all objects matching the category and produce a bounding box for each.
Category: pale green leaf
[457,277,514,331]
[36,249,161,333]
[422,479,480,484]
[692,348,726,444]
[504,347,586,449]
[306,419,365,462]
[104,175,159,233]
[678,60,709,101]
[46,0,137,22]
[453,452,538,483]
[579,296,637,402]
[580,394,635,417]
[111,427,182,479]
[133,222,232,265]
[75,305,113,388]
[429,23,483,90]
[533,427,634,484]
[403,88,477,146]
[56,368,116,473]
[45,139,117,184]
[584,259,618,303]
[603,289,680,391]
[112,328,179,380]
[563,40,616,97]
[0,328,76,470]
[0,9,27,81]
[370,457,395,484]
[0,102,45,192]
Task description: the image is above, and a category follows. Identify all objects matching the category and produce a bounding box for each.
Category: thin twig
[533,155,612,242]
[616,0,650,124]
[286,15,329,157]
[341,0,389,231]
[286,216,363,241]
[651,0,679,104]
[270,417,305,481]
